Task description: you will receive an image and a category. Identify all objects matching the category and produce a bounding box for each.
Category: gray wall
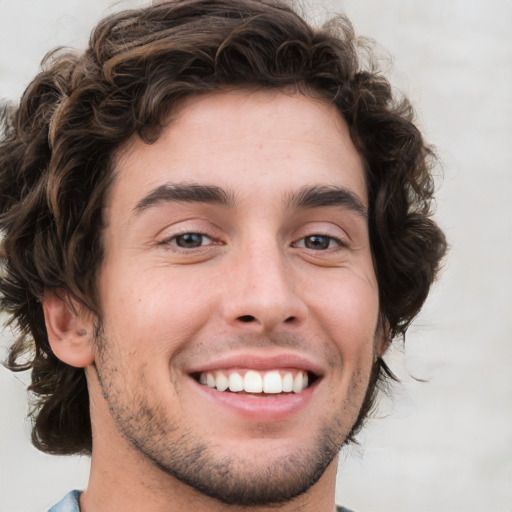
[1,1,511,510]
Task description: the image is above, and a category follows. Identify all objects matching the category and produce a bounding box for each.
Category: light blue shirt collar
[47,490,81,512]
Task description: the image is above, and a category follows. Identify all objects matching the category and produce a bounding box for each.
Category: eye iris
[305,235,330,250]
[175,233,203,248]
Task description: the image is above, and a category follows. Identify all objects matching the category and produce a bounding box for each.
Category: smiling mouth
[193,369,317,395]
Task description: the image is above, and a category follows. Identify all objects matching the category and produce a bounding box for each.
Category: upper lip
[186,351,324,377]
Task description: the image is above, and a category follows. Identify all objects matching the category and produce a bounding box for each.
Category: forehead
[111,89,367,214]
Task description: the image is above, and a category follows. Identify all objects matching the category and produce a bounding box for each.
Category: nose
[221,242,308,333]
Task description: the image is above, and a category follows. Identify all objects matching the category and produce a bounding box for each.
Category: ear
[374,316,391,359]
[42,290,95,368]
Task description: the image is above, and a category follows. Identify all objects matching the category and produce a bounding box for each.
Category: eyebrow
[133,182,367,220]
[287,185,368,220]
[133,183,235,214]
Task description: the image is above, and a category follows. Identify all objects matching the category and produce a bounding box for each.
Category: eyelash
[293,234,344,251]
[160,232,216,250]
[160,231,344,252]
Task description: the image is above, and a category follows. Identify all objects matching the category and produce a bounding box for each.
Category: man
[0,0,446,510]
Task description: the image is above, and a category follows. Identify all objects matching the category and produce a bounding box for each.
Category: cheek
[100,266,217,357]
[310,270,379,334]
[307,269,379,358]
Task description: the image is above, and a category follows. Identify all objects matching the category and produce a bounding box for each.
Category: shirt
[47,490,81,512]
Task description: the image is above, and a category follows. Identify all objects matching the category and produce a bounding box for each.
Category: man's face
[88,90,384,506]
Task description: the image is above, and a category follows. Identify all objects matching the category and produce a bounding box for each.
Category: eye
[168,233,213,249]
[295,234,341,250]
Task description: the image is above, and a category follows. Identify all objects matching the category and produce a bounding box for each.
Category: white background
[1,1,511,511]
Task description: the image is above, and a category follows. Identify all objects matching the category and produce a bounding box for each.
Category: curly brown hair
[0,0,446,455]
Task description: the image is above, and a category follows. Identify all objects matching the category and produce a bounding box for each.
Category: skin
[45,89,386,512]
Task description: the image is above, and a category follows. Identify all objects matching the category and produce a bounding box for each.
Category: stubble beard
[93,330,376,507]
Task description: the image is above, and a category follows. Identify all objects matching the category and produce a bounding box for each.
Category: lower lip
[191,378,318,422]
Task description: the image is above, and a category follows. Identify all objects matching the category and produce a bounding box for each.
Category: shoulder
[47,490,81,512]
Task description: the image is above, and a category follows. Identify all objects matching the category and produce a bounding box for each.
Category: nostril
[284,316,296,323]
[238,315,256,323]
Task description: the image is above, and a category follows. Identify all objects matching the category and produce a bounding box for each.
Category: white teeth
[282,372,294,392]
[206,373,216,388]
[215,371,229,392]
[293,372,303,394]
[228,372,244,392]
[198,369,311,394]
[244,370,263,393]
[263,371,282,394]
